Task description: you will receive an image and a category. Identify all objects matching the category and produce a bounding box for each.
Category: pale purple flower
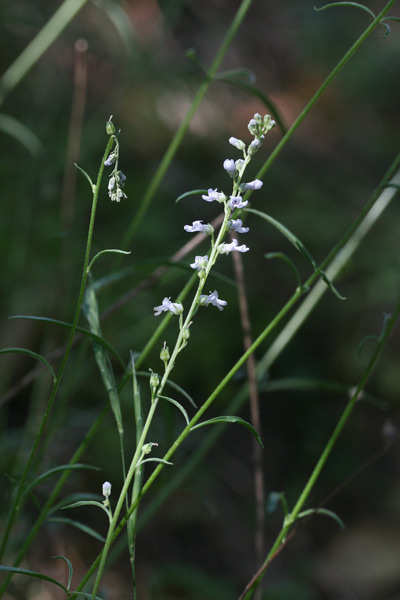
[199,290,227,311]
[190,255,208,270]
[202,188,225,203]
[154,297,183,317]
[223,159,236,177]
[184,220,213,235]
[243,179,263,191]
[248,137,263,155]
[104,152,116,166]
[228,196,248,210]
[229,219,249,234]
[219,238,249,255]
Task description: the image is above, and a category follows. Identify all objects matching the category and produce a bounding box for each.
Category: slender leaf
[0,566,68,593]
[87,249,131,274]
[265,252,302,288]
[52,554,73,590]
[314,2,375,19]
[0,347,56,382]
[137,458,173,467]
[49,518,105,542]
[137,371,197,407]
[157,395,190,425]
[75,163,95,191]
[62,500,110,518]
[23,464,99,497]
[191,416,263,448]
[9,315,125,369]
[297,507,345,530]
[215,67,256,83]
[246,208,345,299]
[0,113,43,155]
[176,189,207,203]
[216,78,287,134]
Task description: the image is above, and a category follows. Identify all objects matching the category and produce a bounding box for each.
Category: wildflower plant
[0,2,400,599]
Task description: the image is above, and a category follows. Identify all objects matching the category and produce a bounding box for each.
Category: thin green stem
[0,0,88,106]
[241,298,400,599]
[0,134,114,563]
[120,0,254,249]
[248,0,398,195]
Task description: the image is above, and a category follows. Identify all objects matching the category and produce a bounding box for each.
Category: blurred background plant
[0,1,400,599]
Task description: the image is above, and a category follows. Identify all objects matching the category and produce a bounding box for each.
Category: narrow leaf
[49,518,105,542]
[75,163,95,190]
[265,252,302,288]
[176,189,207,203]
[191,416,263,448]
[9,315,125,369]
[297,507,345,530]
[0,566,68,593]
[52,554,73,590]
[216,78,287,134]
[61,500,110,517]
[0,347,56,382]
[137,458,173,467]
[157,395,190,425]
[87,249,131,273]
[314,2,375,19]
[24,464,99,497]
[214,67,256,83]
[247,208,345,299]
[0,113,43,155]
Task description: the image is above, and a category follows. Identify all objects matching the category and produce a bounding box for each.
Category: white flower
[108,176,116,192]
[199,290,227,311]
[229,137,246,151]
[104,153,116,166]
[229,219,249,234]
[228,196,248,210]
[190,255,208,270]
[202,188,225,203]
[223,159,236,177]
[154,297,183,317]
[219,238,249,254]
[243,179,263,191]
[184,220,213,235]
[102,481,112,498]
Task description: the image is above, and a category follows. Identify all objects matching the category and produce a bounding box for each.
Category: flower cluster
[104,117,127,202]
[153,113,275,318]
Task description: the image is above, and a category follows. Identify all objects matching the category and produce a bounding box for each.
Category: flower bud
[229,137,246,151]
[160,342,170,363]
[149,370,160,395]
[102,481,112,498]
[106,116,116,135]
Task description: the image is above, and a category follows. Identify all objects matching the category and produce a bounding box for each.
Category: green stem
[241,298,400,599]
[120,0,254,249]
[0,0,88,105]
[0,134,114,563]
[249,0,398,193]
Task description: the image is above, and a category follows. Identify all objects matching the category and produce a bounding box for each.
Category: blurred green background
[1,1,400,598]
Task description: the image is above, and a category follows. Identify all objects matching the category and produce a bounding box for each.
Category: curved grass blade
[23,464,99,498]
[87,249,131,274]
[0,113,43,155]
[75,163,95,191]
[296,507,345,530]
[0,566,68,593]
[61,500,110,518]
[9,315,125,369]
[246,208,345,299]
[137,372,197,408]
[215,67,256,83]
[176,189,207,204]
[217,78,287,134]
[314,2,375,19]
[265,252,302,289]
[0,347,56,382]
[191,416,263,448]
[50,518,105,542]
[52,554,73,590]
[157,395,190,425]
[137,458,173,468]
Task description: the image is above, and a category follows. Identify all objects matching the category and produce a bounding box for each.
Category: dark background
[0,1,400,598]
